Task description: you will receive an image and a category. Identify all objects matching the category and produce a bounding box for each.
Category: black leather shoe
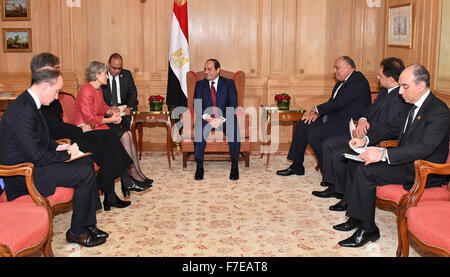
[230,167,239,181]
[103,192,131,211]
[122,178,151,192]
[121,180,130,198]
[329,200,347,212]
[194,168,204,181]
[320,182,332,187]
[66,229,106,247]
[87,225,109,239]
[333,217,361,232]
[131,176,153,188]
[312,187,343,199]
[276,165,305,176]
[338,226,380,248]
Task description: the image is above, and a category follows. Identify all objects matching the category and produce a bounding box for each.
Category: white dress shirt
[108,72,122,105]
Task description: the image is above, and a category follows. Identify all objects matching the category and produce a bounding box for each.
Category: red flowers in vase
[148,95,165,102]
[274,93,291,102]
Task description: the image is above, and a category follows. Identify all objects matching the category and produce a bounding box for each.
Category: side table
[131,110,175,168]
[260,106,307,169]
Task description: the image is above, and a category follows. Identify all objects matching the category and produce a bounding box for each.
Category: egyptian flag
[166,0,190,108]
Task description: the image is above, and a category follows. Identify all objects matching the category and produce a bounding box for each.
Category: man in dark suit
[335,64,449,248]
[193,59,240,181]
[277,56,371,176]
[312,57,408,209]
[101,53,138,130]
[30,52,149,208]
[0,69,108,247]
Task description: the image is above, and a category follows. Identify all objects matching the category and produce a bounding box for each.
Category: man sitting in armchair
[193,59,240,181]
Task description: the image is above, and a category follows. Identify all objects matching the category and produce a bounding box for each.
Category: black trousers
[287,119,332,171]
[343,161,409,225]
[321,133,351,192]
[72,129,133,193]
[34,157,102,235]
[194,119,240,164]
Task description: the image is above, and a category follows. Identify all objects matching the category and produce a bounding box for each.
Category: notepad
[65,151,93,162]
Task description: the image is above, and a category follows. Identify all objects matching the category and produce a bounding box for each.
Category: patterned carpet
[51,151,429,257]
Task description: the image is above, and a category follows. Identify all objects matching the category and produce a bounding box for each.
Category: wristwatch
[381,148,387,162]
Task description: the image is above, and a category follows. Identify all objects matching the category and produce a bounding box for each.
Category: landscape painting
[2,28,32,52]
[1,0,30,21]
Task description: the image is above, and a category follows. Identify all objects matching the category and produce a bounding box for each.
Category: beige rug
[51,151,429,257]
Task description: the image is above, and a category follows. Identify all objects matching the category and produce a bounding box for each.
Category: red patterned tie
[211,81,218,118]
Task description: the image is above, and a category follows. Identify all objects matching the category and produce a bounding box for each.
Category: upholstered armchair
[180,70,251,168]
[376,140,449,210]
[0,163,53,257]
[374,140,450,257]
[396,159,450,257]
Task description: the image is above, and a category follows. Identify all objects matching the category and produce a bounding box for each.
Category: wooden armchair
[0,139,74,216]
[374,140,450,257]
[0,163,53,257]
[376,140,449,210]
[181,70,251,168]
[396,159,450,257]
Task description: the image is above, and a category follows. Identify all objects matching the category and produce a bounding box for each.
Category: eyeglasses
[110,65,122,71]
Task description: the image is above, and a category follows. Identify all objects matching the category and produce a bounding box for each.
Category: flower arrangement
[148,95,165,111]
[274,93,291,110]
[148,95,165,102]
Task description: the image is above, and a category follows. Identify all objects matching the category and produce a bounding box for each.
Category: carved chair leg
[183,153,188,168]
[396,209,409,257]
[43,238,54,257]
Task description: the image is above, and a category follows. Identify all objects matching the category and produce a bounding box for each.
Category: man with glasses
[101,53,138,131]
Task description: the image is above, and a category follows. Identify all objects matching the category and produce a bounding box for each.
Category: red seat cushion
[3,187,73,206]
[0,202,49,256]
[407,201,450,254]
[377,184,450,205]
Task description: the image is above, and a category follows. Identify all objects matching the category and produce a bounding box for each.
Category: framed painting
[388,3,414,48]
[1,0,30,21]
[2,28,32,52]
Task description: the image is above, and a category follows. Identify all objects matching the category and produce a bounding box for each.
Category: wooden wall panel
[3,0,445,145]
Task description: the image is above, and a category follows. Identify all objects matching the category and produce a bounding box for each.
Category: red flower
[274,93,290,102]
[148,95,165,102]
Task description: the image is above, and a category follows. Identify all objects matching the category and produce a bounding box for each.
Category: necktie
[211,81,218,118]
[332,81,345,99]
[111,77,118,106]
[404,105,417,133]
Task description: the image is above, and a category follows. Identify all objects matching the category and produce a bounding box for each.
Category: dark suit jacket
[101,69,138,110]
[41,99,83,141]
[194,76,238,122]
[0,91,70,200]
[367,92,450,189]
[362,86,407,129]
[316,71,371,134]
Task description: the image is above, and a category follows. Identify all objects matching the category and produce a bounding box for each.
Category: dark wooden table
[131,109,175,168]
[260,105,306,169]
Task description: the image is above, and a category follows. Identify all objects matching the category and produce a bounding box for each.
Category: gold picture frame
[1,0,30,21]
[2,28,32,52]
[388,3,414,48]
